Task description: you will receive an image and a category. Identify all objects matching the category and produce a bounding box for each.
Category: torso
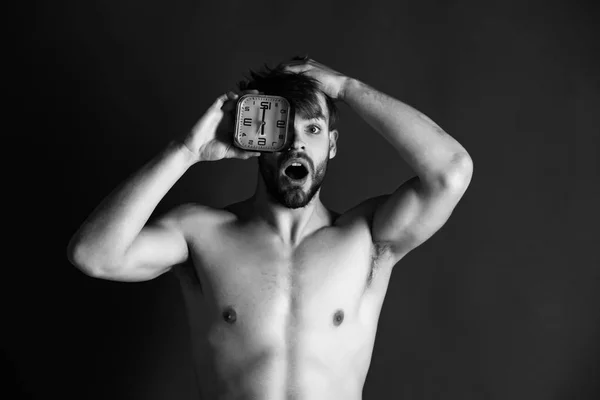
[171,200,400,400]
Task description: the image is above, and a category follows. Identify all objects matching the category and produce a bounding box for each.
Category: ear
[329,129,339,159]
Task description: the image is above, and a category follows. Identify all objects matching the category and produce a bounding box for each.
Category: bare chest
[172,218,396,397]
[179,220,392,331]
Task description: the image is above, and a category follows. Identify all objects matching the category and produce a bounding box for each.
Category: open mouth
[284,163,309,180]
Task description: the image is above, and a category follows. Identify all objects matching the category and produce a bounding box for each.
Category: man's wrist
[338,77,361,103]
[170,140,200,168]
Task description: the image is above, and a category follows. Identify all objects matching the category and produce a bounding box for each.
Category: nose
[288,130,306,151]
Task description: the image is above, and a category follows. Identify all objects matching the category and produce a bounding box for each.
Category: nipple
[333,309,344,326]
[222,307,237,324]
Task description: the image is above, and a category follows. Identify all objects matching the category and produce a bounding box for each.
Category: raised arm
[284,58,473,261]
[343,78,472,256]
[67,91,261,281]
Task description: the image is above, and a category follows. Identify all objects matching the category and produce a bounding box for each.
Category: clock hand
[260,108,266,135]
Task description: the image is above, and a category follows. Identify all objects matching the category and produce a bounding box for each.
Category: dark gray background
[9,0,599,399]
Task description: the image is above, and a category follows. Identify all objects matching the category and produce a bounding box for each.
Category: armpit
[366,241,394,288]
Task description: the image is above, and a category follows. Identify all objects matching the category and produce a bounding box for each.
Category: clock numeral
[260,101,271,110]
[244,106,250,111]
[241,133,247,136]
[243,118,252,126]
[272,141,278,146]
[276,120,286,128]
[280,109,287,114]
[278,134,284,139]
[248,140,254,145]
[258,138,266,146]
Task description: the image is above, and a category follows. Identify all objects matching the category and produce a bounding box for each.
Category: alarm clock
[234,94,291,152]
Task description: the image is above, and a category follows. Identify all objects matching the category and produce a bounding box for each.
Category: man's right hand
[183,90,262,162]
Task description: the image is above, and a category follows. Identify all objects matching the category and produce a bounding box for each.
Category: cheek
[323,140,335,160]
[313,152,330,173]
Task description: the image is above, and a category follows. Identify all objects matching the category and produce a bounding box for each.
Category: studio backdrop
[10,0,599,399]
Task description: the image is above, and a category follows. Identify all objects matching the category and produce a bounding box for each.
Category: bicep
[372,173,471,257]
[107,213,190,282]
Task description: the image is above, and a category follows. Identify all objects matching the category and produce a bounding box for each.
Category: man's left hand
[283,57,351,101]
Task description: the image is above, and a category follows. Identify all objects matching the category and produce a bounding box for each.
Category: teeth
[291,162,302,167]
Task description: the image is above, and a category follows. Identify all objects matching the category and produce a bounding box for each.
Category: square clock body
[234,94,291,152]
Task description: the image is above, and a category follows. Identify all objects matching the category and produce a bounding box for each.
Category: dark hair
[237,57,338,129]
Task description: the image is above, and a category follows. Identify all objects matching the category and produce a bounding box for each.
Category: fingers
[211,92,230,110]
[226,91,239,101]
[217,89,266,116]
[231,89,260,97]
[227,146,261,160]
[282,55,313,72]
[215,89,254,107]
[232,144,261,159]
[238,89,262,97]
[238,148,261,159]
[220,91,239,113]
[283,63,307,73]
[291,54,309,61]
[243,151,262,159]
[286,55,310,66]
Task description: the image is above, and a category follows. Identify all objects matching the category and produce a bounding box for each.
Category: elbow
[66,238,119,279]
[67,239,98,277]
[67,235,86,270]
[438,152,474,190]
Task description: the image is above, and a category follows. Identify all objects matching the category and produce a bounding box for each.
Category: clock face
[234,94,291,152]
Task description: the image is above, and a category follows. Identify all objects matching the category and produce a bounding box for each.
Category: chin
[259,160,326,209]
[280,187,310,209]
[273,177,308,207]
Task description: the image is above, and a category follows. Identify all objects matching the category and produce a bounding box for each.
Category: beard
[258,154,329,209]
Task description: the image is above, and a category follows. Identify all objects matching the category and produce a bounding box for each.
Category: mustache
[279,152,313,170]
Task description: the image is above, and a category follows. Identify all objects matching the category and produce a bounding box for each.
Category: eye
[307,125,321,134]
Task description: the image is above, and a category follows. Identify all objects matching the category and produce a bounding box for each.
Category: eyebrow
[299,110,326,122]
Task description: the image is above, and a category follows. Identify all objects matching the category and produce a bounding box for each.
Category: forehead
[294,92,329,123]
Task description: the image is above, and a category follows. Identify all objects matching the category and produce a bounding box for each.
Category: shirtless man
[68,57,473,399]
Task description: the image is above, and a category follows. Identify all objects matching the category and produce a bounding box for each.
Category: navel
[222,306,237,324]
[333,309,344,326]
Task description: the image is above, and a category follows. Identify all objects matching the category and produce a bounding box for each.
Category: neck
[249,174,332,246]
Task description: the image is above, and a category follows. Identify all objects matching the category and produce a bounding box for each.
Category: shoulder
[333,195,398,263]
[334,194,391,228]
[156,202,237,230]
